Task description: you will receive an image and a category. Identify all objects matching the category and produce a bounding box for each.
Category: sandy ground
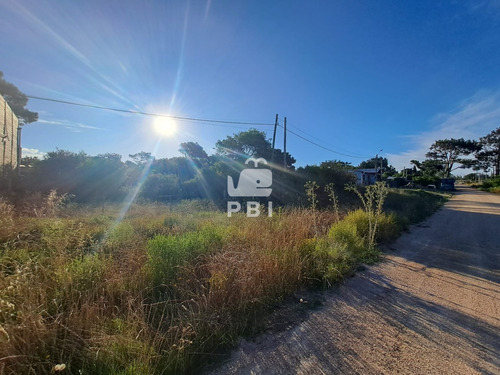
[207,187,500,375]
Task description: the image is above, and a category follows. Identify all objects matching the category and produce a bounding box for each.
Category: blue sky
[1,0,500,170]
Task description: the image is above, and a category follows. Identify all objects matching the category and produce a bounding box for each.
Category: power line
[26,95,274,126]
[287,123,369,159]
[277,124,369,159]
[27,94,370,159]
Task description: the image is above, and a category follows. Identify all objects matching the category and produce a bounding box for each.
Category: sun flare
[153,117,177,137]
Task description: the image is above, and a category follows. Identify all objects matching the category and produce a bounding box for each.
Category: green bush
[481,176,500,190]
[341,209,399,244]
[146,227,225,286]
[306,237,356,286]
[305,209,397,286]
[327,218,364,254]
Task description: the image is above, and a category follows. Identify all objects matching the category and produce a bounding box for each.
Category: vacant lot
[209,187,500,375]
[0,189,447,374]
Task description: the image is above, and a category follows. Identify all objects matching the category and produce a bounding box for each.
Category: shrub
[307,236,356,286]
[328,213,379,263]
[146,227,225,287]
[345,182,389,248]
[341,209,399,244]
[481,176,500,192]
[328,219,364,253]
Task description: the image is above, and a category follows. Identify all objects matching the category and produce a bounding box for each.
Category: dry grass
[0,191,444,374]
[0,200,337,374]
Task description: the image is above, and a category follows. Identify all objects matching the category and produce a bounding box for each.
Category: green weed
[0,189,445,374]
[146,227,225,287]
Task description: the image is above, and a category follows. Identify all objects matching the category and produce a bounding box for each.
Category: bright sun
[153,117,177,137]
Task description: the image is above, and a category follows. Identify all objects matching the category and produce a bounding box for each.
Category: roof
[348,168,381,174]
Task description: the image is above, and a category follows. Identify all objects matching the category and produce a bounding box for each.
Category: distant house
[349,168,381,186]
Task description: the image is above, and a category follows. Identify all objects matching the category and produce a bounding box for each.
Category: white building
[349,168,381,185]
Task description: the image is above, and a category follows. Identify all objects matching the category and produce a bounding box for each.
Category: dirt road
[208,187,500,374]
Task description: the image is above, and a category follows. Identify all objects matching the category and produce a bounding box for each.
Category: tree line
[1,70,499,203]
[14,126,496,204]
[398,128,500,186]
[15,129,363,207]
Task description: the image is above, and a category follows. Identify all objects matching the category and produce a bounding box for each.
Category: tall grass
[384,188,449,227]
[0,189,446,374]
[475,176,500,194]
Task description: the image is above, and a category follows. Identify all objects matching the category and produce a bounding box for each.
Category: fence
[0,93,20,180]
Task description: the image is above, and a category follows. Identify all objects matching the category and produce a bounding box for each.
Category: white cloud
[22,147,46,159]
[467,0,500,15]
[38,119,102,131]
[387,91,500,171]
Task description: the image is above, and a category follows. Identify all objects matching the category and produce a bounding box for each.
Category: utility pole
[376,149,383,181]
[17,125,22,177]
[283,117,287,169]
[271,114,278,165]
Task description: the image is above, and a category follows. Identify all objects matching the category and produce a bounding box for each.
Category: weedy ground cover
[0,189,447,374]
[473,176,500,194]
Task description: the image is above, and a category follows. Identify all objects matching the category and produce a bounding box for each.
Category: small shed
[349,168,381,186]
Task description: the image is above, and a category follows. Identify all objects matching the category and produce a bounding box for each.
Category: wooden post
[17,126,22,177]
[271,114,278,165]
[283,117,287,168]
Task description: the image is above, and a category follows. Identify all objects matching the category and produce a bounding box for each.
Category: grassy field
[0,188,448,374]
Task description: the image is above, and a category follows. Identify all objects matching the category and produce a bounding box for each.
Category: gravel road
[208,187,500,375]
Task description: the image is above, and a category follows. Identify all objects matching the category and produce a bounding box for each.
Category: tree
[140,173,180,201]
[411,159,444,177]
[292,163,356,207]
[425,138,480,178]
[20,156,40,167]
[32,149,87,194]
[0,71,38,124]
[271,148,296,170]
[358,157,397,177]
[77,153,127,202]
[358,157,393,170]
[410,159,421,170]
[475,127,500,176]
[179,142,208,161]
[215,129,296,168]
[152,157,196,182]
[179,142,209,169]
[129,151,154,166]
[215,129,272,161]
[319,160,353,171]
